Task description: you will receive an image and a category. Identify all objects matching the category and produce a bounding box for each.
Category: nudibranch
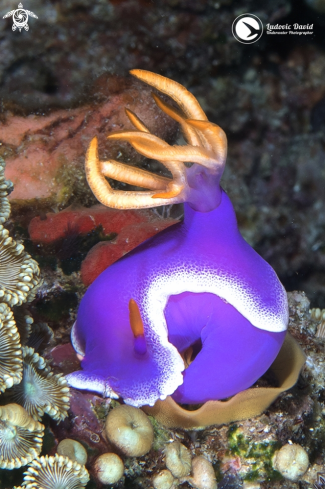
[67,70,289,408]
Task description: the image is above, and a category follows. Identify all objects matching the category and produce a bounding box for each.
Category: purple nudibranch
[67,70,288,408]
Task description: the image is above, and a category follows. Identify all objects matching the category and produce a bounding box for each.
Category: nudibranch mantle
[67,70,289,408]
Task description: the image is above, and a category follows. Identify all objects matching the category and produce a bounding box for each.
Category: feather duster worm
[67,70,305,427]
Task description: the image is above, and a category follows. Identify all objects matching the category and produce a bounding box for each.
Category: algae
[148,415,171,451]
[227,423,282,482]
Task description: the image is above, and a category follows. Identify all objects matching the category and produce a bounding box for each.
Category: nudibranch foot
[165,292,286,404]
[143,333,306,430]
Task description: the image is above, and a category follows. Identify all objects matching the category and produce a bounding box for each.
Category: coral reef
[0,158,71,487]
[5,346,70,421]
[0,225,39,307]
[0,159,40,307]
[21,454,89,488]
[0,129,320,489]
[0,303,22,392]
[0,0,324,307]
[2,265,320,488]
[51,291,318,488]
[53,387,111,457]
[0,403,44,469]
[1,3,325,485]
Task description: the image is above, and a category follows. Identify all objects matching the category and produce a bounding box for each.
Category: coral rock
[153,469,175,489]
[188,456,217,489]
[94,452,124,485]
[105,404,154,457]
[57,438,87,465]
[165,441,192,479]
[0,225,40,307]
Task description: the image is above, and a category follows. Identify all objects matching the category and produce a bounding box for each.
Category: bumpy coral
[94,453,124,485]
[188,456,217,489]
[9,346,70,421]
[57,439,87,465]
[22,454,89,488]
[153,469,175,489]
[0,403,44,469]
[272,443,309,481]
[105,404,154,457]
[165,441,192,478]
[0,303,22,392]
[0,225,40,307]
